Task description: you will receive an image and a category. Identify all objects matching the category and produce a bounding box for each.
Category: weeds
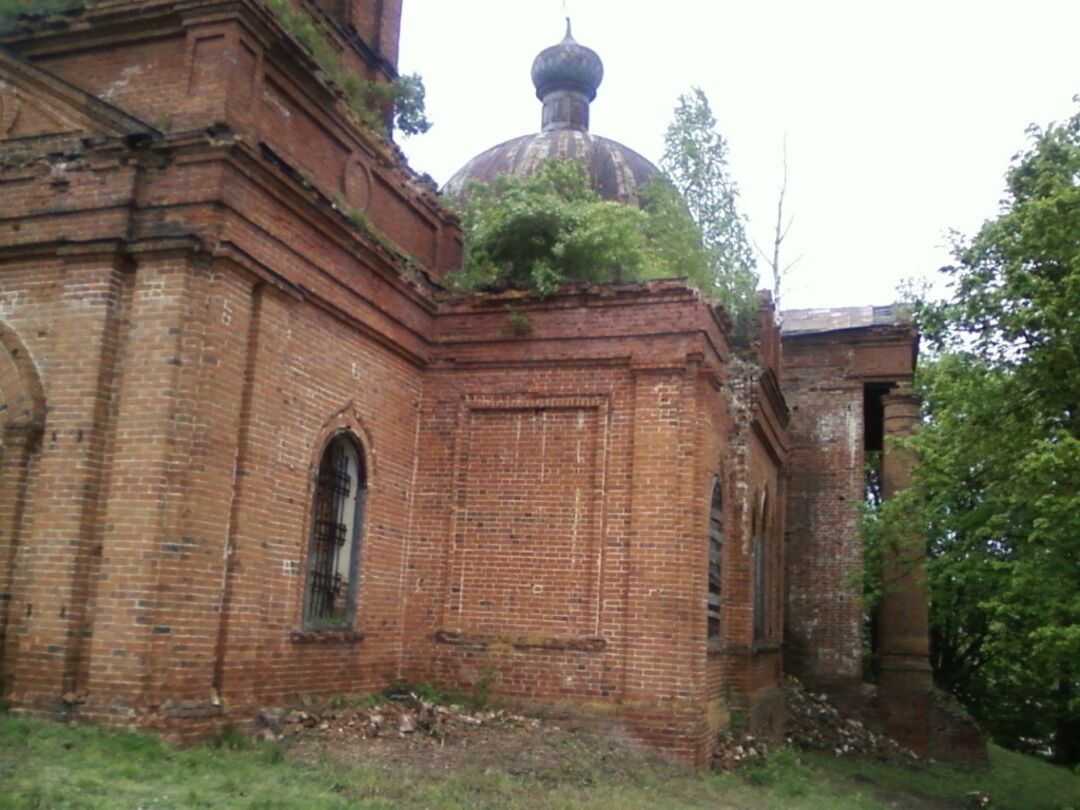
[504,306,533,336]
[262,0,429,138]
[469,664,499,711]
[209,724,253,751]
[0,0,84,31]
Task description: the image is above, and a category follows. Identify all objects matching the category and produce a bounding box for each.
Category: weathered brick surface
[0,0,961,767]
[391,289,786,766]
[780,326,916,698]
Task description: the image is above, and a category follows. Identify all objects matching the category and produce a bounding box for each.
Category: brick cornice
[2,0,454,233]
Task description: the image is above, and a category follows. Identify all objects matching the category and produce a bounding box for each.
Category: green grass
[2,715,1079,809]
[807,744,1080,810]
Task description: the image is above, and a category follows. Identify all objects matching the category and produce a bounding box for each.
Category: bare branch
[761,133,794,312]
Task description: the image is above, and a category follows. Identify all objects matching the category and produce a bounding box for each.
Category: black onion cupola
[443,19,659,207]
[531,19,603,132]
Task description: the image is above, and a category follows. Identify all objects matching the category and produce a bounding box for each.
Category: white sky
[397,0,1080,310]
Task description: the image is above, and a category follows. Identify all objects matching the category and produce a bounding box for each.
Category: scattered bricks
[712,730,770,771]
[270,693,541,744]
[783,677,917,763]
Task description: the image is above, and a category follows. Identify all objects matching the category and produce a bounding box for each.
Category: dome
[443,130,659,207]
[530,20,603,102]
[443,19,660,208]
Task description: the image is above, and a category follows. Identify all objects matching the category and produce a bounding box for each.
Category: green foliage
[369,72,430,137]
[450,159,709,296]
[263,0,430,139]
[209,724,253,751]
[468,664,499,711]
[504,306,533,336]
[660,87,759,319]
[807,745,1080,810]
[0,0,84,31]
[889,102,1080,764]
[638,174,715,291]
[380,675,466,706]
[411,681,450,703]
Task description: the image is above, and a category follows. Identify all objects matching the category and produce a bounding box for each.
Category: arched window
[304,433,365,628]
[753,493,768,641]
[707,480,723,643]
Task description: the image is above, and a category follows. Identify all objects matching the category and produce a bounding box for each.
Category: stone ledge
[434,629,606,652]
[289,629,365,644]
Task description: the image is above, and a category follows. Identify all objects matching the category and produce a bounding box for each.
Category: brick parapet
[3,0,460,277]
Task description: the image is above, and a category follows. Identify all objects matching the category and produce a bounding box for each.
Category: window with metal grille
[303,434,365,628]
[753,494,768,641]
[707,480,723,643]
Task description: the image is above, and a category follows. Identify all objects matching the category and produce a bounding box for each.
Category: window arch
[304,432,366,628]
[707,479,723,643]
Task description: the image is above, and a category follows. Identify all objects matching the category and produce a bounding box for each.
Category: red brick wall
[780,328,915,697]
[397,288,755,766]
[713,335,788,740]
[0,0,795,767]
[0,0,443,726]
[0,252,132,711]
[13,0,459,279]
[212,278,425,713]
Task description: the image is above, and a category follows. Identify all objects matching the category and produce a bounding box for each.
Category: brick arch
[0,320,45,439]
[308,400,376,485]
[0,320,44,690]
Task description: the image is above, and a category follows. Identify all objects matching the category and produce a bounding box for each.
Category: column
[878,383,932,752]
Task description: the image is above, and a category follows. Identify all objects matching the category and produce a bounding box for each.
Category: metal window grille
[305,438,356,624]
[707,483,723,642]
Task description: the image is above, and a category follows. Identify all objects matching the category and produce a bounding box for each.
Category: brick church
[0,0,972,766]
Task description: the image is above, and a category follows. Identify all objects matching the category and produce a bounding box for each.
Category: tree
[754,134,799,312]
[660,88,758,317]
[451,158,710,296]
[880,104,1080,763]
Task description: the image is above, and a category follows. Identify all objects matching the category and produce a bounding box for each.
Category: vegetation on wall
[867,103,1080,764]
[451,89,760,325]
[0,0,86,31]
[0,0,430,139]
[264,0,430,138]
[449,158,713,299]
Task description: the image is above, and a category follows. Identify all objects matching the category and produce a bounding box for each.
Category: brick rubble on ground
[783,677,919,761]
[257,694,540,744]
[711,730,770,771]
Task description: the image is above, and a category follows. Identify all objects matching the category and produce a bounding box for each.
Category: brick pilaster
[878,383,932,752]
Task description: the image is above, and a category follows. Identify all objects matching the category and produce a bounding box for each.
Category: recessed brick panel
[445,400,604,638]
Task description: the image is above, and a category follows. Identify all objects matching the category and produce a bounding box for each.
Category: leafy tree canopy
[450,88,761,320]
[449,159,714,299]
[875,104,1080,764]
[661,87,758,315]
